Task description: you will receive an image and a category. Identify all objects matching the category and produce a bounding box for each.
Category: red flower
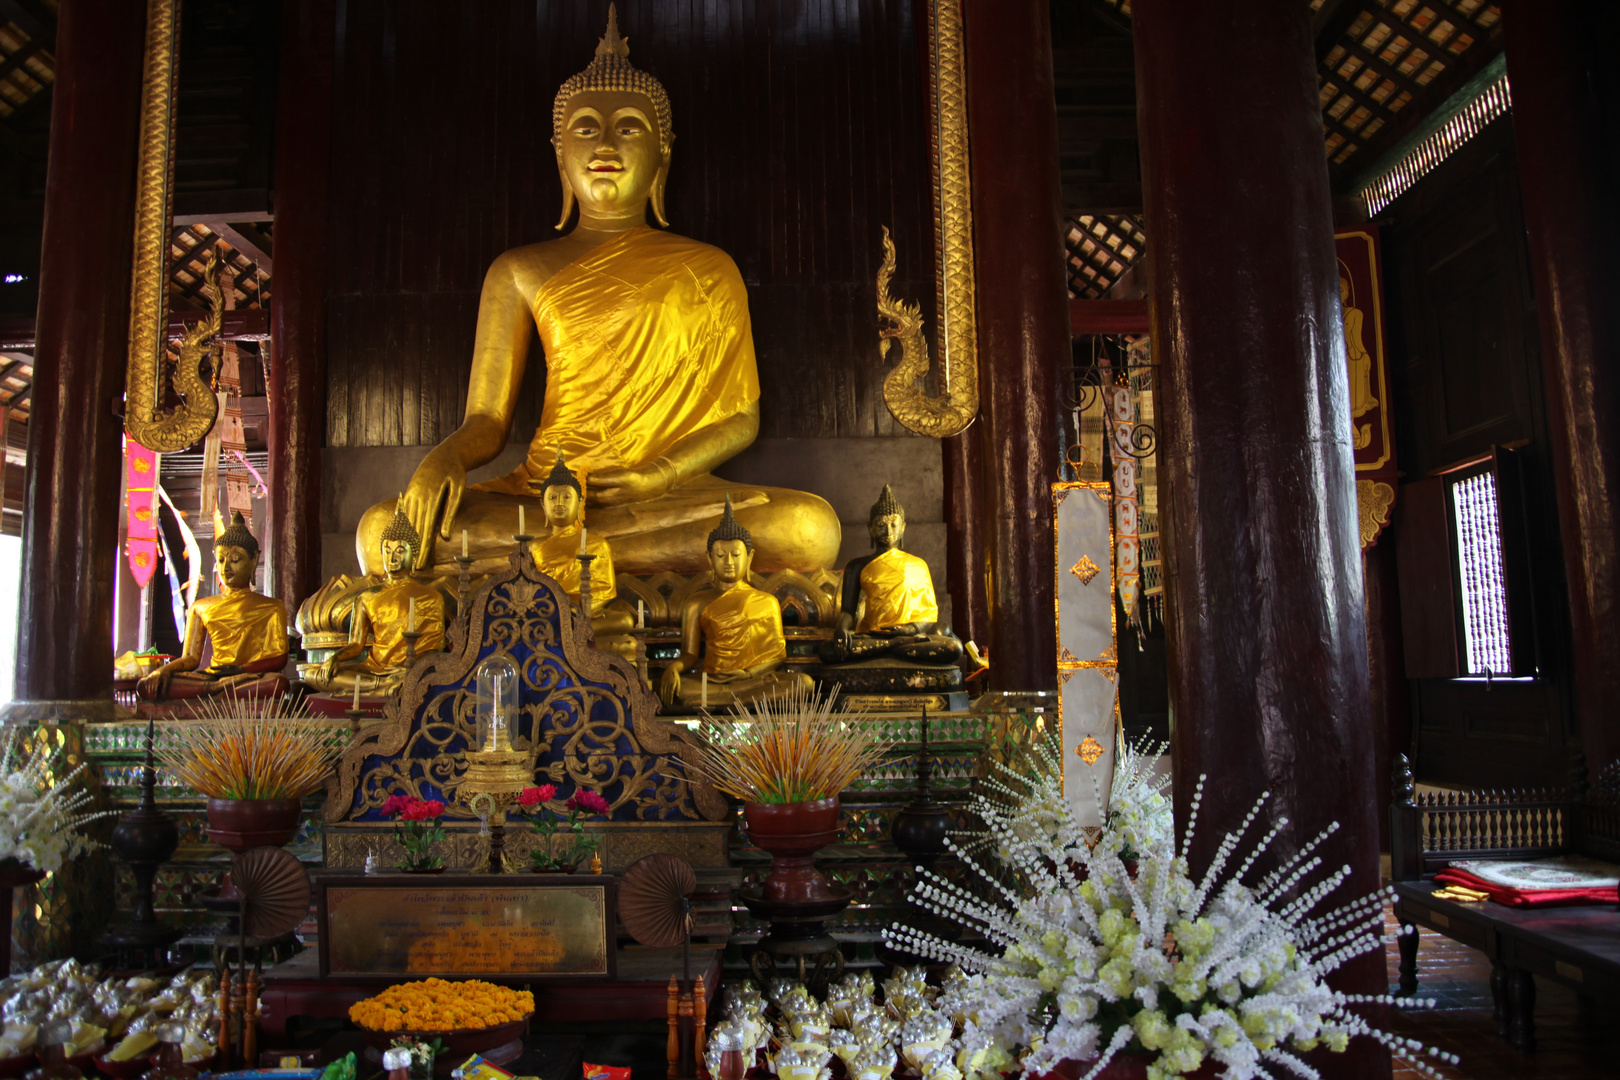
[565,789,610,816]
[399,797,442,822]
[381,794,408,816]
[519,784,556,809]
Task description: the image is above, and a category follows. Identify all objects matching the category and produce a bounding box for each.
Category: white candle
[637,599,645,628]
[461,529,469,558]
[701,671,708,710]
[352,680,361,711]
[579,524,587,554]
[518,505,525,535]
[408,597,417,633]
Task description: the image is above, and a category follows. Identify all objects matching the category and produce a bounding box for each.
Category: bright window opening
[1451,471,1511,675]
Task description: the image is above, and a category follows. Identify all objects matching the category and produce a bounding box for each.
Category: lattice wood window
[1318,1,1501,166]
[170,224,272,310]
[1064,215,1145,300]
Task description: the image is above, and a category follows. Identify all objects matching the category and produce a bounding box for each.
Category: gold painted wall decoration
[874,0,978,438]
[1336,228,1399,550]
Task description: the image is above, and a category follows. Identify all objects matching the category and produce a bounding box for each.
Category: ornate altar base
[322,819,733,872]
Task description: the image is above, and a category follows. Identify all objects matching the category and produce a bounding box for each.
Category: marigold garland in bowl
[348,978,535,1033]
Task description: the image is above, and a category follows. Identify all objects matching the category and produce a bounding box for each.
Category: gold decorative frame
[322,546,727,825]
[874,0,978,438]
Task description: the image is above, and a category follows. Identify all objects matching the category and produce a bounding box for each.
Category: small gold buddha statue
[658,496,813,711]
[356,7,839,579]
[306,505,447,695]
[528,452,635,637]
[819,485,963,665]
[138,513,289,701]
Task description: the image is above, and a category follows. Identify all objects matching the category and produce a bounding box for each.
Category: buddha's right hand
[658,661,684,707]
[400,446,469,565]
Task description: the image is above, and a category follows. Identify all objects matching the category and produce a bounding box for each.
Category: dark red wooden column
[6,0,146,722]
[266,0,334,612]
[1133,2,1386,1073]
[1503,0,1620,771]
[941,432,986,648]
[962,0,1066,691]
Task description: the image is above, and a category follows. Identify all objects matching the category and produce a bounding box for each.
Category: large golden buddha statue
[139,513,289,702]
[356,8,839,579]
[306,505,447,696]
[659,496,812,712]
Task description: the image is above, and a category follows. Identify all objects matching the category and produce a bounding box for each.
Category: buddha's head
[1339,276,1352,304]
[706,494,754,585]
[553,6,673,230]
[379,501,423,579]
[540,452,584,529]
[214,512,260,590]
[868,484,905,552]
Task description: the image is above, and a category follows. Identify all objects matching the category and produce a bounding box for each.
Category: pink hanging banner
[125,439,161,587]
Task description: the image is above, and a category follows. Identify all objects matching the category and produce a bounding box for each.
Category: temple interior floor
[1382,905,1618,1079]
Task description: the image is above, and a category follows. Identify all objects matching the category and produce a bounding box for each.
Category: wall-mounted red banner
[125,439,161,587]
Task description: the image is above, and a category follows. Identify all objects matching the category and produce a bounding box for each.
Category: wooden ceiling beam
[0,40,41,84]
[1312,0,1364,60]
[207,221,272,269]
[0,0,55,50]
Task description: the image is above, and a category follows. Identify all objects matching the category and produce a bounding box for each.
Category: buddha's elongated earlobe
[650,155,671,228]
[555,149,576,231]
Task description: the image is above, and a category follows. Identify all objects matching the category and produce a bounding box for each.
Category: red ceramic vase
[742,796,841,903]
[204,797,303,899]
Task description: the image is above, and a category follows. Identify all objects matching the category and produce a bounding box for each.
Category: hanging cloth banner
[124,439,161,588]
[1108,385,1141,627]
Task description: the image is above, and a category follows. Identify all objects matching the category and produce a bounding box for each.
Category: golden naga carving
[124,0,219,453]
[875,0,979,439]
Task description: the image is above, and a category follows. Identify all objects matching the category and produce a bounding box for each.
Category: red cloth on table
[1434,867,1619,908]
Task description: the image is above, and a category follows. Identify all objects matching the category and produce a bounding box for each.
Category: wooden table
[1392,879,1620,1050]
[258,944,723,1040]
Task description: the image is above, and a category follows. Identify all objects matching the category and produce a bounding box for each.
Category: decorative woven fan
[618,853,696,949]
[232,846,311,939]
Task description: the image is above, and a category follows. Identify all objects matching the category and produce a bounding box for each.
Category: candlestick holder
[401,628,423,665]
[345,707,369,731]
[513,533,535,546]
[576,551,597,635]
[454,553,476,614]
[879,706,959,967]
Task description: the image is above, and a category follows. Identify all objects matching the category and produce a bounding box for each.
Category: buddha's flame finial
[707,493,754,552]
[596,4,630,60]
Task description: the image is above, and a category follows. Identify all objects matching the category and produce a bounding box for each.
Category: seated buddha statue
[819,485,963,665]
[306,505,447,696]
[356,9,839,580]
[138,513,289,701]
[658,496,813,712]
[529,452,635,638]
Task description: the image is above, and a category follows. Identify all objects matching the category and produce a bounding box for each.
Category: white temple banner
[1053,481,1118,827]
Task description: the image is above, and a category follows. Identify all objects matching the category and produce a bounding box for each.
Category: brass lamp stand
[462,743,530,874]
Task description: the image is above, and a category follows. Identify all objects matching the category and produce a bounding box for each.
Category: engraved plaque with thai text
[315,873,615,980]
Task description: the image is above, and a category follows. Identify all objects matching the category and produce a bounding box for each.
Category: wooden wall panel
[324,0,932,447]
[1379,116,1575,788]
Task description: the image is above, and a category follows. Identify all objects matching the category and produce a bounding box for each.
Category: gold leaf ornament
[1076,736,1105,766]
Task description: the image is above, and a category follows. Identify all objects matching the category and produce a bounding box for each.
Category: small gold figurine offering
[138,513,288,702]
[821,485,962,664]
[528,453,635,641]
[658,496,812,711]
[306,504,446,696]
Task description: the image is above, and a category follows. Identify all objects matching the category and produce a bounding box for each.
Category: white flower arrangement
[883,743,1457,1080]
[0,727,108,874]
